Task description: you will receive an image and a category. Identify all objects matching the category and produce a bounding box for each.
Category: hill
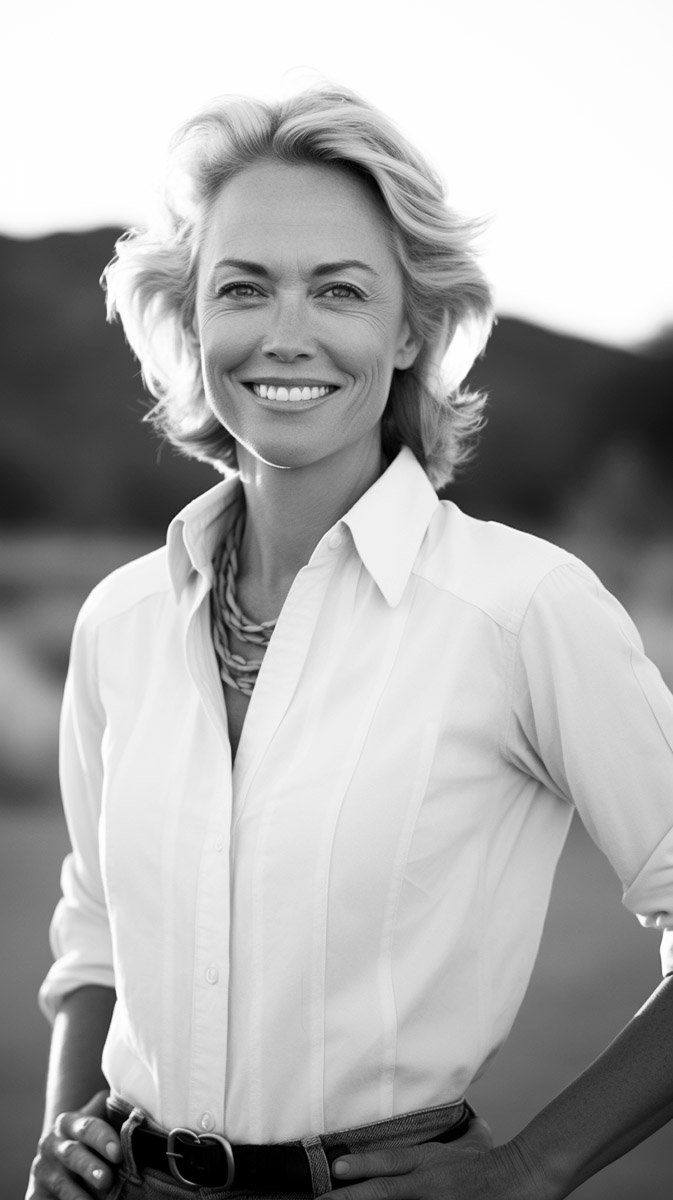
[1,230,671,534]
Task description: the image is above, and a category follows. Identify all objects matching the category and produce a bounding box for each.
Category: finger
[332,1145,421,1181]
[69,1114,122,1165]
[324,1177,412,1200]
[55,1138,114,1193]
[38,1164,95,1200]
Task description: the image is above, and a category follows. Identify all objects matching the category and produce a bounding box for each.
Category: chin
[236,436,326,472]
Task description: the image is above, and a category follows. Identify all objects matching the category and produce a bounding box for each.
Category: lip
[243,379,341,388]
[243,376,340,386]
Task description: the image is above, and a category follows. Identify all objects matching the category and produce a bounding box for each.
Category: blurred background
[2,1,672,1196]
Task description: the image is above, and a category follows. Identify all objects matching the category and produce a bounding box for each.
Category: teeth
[251,384,335,401]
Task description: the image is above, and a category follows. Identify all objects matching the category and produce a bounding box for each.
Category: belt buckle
[166,1126,236,1190]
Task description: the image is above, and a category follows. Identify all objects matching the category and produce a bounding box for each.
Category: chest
[218,624,266,761]
[213,567,289,762]
[222,684,250,760]
[98,578,514,941]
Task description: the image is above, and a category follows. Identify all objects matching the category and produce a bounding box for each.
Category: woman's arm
[510,972,673,1196]
[325,975,673,1199]
[41,985,116,1132]
[27,985,122,1200]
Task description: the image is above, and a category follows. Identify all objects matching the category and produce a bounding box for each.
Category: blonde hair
[103,85,495,487]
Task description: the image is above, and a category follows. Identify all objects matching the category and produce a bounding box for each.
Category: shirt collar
[166,447,438,607]
[342,447,439,607]
[167,472,242,601]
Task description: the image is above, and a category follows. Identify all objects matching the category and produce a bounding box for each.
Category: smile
[247,383,338,402]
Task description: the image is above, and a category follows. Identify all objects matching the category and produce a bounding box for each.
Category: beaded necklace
[210,507,278,696]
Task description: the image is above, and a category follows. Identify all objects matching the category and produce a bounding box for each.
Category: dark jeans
[105,1096,475,1200]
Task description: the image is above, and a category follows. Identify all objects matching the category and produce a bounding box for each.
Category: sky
[3,0,672,348]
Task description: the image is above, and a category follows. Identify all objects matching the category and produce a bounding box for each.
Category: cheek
[329,322,395,381]
[334,306,405,369]
[200,313,261,374]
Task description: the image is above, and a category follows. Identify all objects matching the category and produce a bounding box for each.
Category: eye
[215,282,262,299]
[319,282,366,300]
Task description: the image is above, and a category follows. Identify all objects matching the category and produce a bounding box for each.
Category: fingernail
[106,1140,121,1160]
[92,1167,104,1182]
[73,1117,90,1134]
[333,1160,349,1176]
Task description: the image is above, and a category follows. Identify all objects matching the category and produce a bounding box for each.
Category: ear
[393,320,422,370]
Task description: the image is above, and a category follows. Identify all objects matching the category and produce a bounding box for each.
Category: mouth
[245,382,339,403]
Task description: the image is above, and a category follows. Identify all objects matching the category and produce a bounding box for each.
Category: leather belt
[107,1103,473,1191]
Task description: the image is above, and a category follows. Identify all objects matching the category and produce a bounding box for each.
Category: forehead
[198,159,397,271]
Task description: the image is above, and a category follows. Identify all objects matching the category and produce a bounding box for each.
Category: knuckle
[58,1138,77,1161]
[53,1111,71,1138]
[35,1135,49,1157]
[370,1178,398,1200]
[50,1172,68,1198]
[29,1154,47,1187]
[393,1147,419,1171]
[53,1171,80,1200]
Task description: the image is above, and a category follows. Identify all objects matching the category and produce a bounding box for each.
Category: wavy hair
[102,86,495,487]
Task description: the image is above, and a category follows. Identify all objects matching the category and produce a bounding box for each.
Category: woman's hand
[324,1119,550,1200]
[26,1089,122,1200]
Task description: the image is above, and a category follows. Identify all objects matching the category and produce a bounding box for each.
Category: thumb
[452,1114,493,1153]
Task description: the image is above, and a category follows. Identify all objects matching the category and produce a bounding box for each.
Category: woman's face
[194,158,420,471]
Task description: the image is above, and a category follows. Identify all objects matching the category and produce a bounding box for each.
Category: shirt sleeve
[38,600,115,1022]
[504,560,673,977]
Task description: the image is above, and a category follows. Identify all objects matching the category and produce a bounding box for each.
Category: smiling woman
[102,88,493,486]
[28,85,673,1200]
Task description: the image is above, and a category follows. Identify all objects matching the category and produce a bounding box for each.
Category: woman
[28,86,673,1200]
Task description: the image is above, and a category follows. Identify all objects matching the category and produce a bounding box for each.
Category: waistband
[107,1095,474,1195]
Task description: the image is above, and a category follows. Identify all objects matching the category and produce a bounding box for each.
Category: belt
[107,1103,473,1191]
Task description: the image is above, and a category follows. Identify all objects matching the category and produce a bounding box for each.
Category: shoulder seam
[410,554,580,635]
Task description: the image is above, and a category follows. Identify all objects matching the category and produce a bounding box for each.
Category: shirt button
[199,1112,215,1132]
[205,964,219,984]
[328,530,344,549]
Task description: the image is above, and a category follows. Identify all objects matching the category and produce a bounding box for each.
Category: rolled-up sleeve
[39,599,115,1022]
[505,560,673,975]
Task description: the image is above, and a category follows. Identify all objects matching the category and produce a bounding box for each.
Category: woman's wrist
[486,1136,565,1200]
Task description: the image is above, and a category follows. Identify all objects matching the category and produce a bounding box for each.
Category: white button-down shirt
[40,447,673,1141]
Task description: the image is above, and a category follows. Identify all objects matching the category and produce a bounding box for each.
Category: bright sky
[4,0,672,347]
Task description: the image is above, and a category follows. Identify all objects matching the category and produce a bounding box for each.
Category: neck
[235,437,385,599]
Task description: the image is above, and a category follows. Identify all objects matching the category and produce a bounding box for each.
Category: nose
[261,293,315,362]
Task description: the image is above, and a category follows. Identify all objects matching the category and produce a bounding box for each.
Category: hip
[104,1094,478,1199]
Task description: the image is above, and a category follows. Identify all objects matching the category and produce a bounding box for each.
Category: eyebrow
[211,257,380,278]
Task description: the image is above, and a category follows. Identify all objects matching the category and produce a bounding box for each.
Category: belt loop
[118,1105,149,1185]
[301,1135,332,1197]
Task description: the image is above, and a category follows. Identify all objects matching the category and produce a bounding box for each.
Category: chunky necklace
[210,508,278,696]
